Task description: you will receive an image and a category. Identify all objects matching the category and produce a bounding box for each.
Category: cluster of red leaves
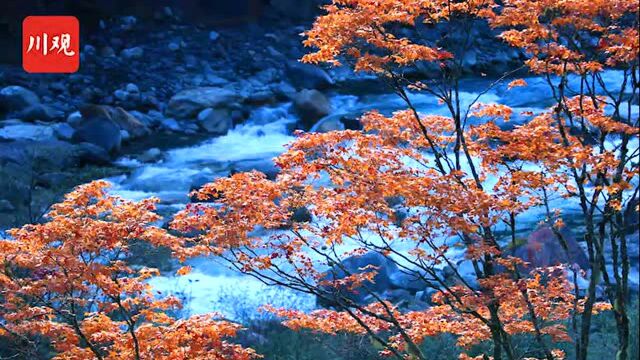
[265,267,610,359]
[488,0,639,74]
[0,181,257,360]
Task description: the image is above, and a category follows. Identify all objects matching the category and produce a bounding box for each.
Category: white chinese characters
[27,33,76,56]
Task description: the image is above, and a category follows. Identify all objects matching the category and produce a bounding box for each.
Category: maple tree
[0,181,256,360]
[171,0,638,359]
[0,0,637,359]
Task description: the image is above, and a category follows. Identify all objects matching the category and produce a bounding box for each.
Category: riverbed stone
[197,108,233,135]
[166,87,242,119]
[72,115,122,153]
[293,89,332,130]
[0,122,55,141]
[0,86,40,113]
[286,61,334,90]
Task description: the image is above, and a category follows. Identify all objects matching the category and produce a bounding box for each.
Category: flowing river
[105,71,638,320]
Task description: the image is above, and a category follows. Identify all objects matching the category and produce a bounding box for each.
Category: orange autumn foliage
[0,181,256,360]
[172,0,637,359]
[1,0,637,359]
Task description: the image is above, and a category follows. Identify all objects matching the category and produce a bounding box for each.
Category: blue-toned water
[105,71,638,319]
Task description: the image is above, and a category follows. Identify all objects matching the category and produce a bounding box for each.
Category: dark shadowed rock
[17,104,64,122]
[320,252,398,305]
[512,226,589,271]
[290,206,312,223]
[293,89,332,130]
[286,61,334,90]
[0,86,40,113]
[310,114,345,133]
[109,106,151,138]
[166,87,242,119]
[624,197,639,233]
[196,108,233,135]
[72,114,121,154]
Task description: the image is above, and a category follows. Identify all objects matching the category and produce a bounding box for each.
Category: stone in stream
[319,252,399,306]
[293,89,332,130]
[73,105,122,153]
[109,106,151,138]
[0,86,40,113]
[17,104,64,122]
[285,60,334,90]
[196,108,233,135]
[53,123,75,141]
[309,114,345,133]
[511,226,589,271]
[166,87,242,119]
[0,121,56,142]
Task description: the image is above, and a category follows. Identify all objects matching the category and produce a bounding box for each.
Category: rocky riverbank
[0,5,525,229]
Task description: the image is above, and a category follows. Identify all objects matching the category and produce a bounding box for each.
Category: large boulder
[293,89,332,130]
[286,61,334,90]
[0,121,55,141]
[0,86,40,113]
[320,252,398,305]
[310,114,345,133]
[17,104,64,122]
[108,106,151,138]
[512,226,589,271]
[196,108,233,135]
[73,106,122,153]
[74,105,150,145]
[166,87,242,119]
[0,139,109,170]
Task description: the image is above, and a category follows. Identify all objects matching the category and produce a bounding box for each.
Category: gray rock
[121,46,144,59]
[66,111,83,128]
[109,107,150,138]
[138,147,162,163]
[120,129,131,142]
[73,142,111,165]
[130,110,161,129]
[72,115,122,153]
[389,270,436,292]
[166,87,242,119]
[18,104,64,122]
[36,172,70,189]
[125,83,139,93]
[53,123,75,141]
[0,122,55,141]
[286,61,334,90]
[231,158,280,180]
[320,252,398,305]
[196,108,233,135]
[0,139,110,170]
[114,89,128,101]
[511,226,589,271]
[0,86,40,112]
[290,206,312,223]
[119,15,137,31]
[310,115,345,133]
[293,89,332,130]
[160,118,181,131]
[271,81,296,100]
